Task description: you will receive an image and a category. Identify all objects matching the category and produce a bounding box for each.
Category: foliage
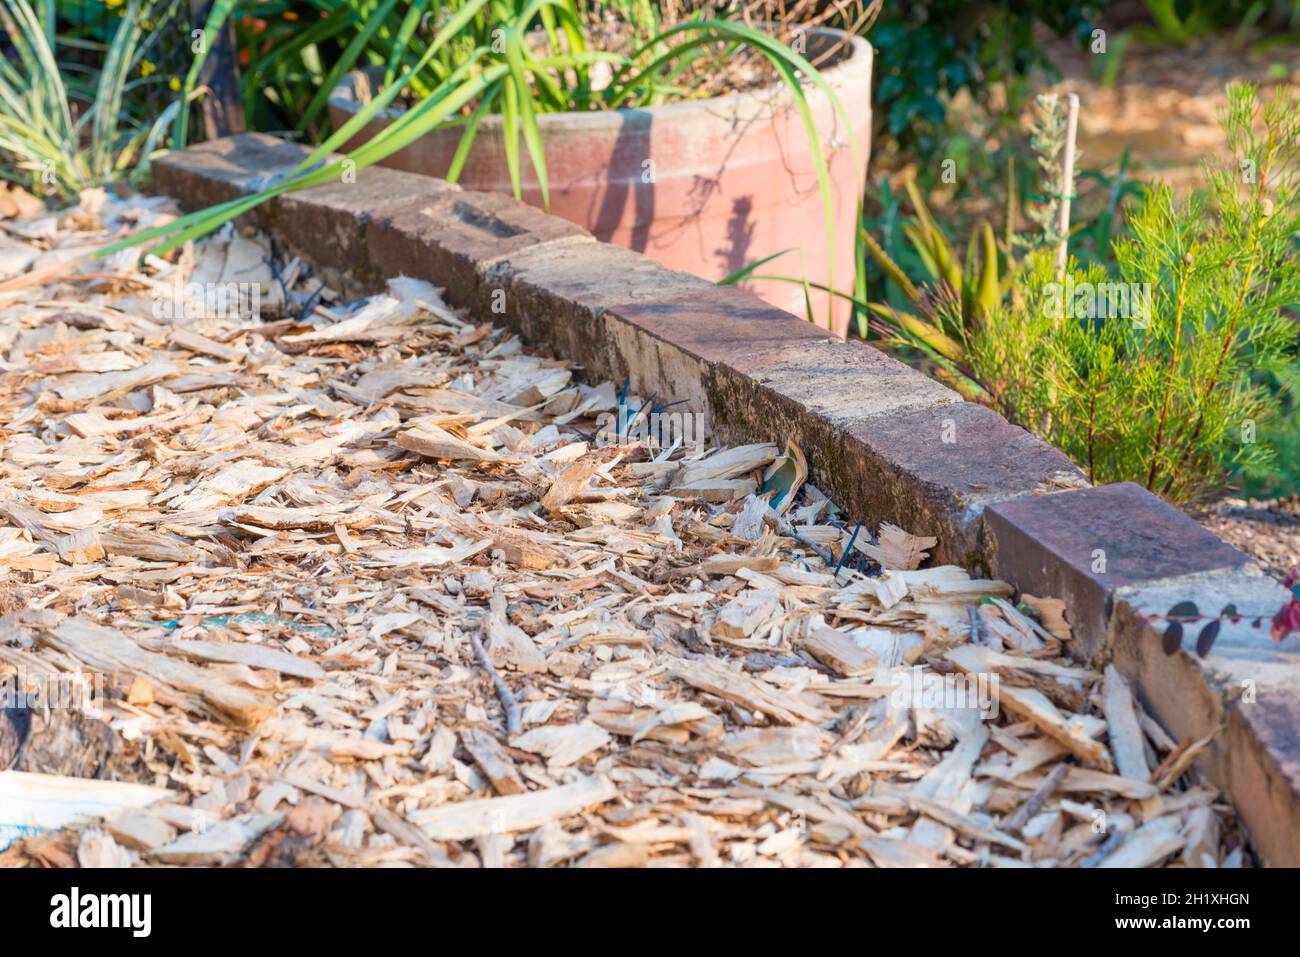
[223,0,880,141]
[859,177,999,370]
[1132,0,1300,45]
[1073,145,1145,266]
[858,93,1143,349]
[1235,353,1300,497]
[968,83,1300,503]
[0,0,190,197]
[860,82,1300,504]
[1137,567,1300,657]
[865,1,1096,160]
[1094,2,1300,90]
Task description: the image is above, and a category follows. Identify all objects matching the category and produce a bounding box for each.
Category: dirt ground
[1196,497,1300,582]
[1044,30,1300,186]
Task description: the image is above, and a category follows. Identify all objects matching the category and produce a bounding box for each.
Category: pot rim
[328,25,871,130]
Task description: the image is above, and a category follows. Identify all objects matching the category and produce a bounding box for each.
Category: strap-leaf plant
[0,0,192,197]
[100,0,859,329]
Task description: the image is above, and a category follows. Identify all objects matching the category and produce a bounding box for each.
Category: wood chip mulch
[0,189,1250,868]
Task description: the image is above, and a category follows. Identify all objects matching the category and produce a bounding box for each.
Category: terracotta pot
[329,29,872,336]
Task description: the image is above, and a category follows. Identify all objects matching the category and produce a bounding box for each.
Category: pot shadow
[579,92,824,278]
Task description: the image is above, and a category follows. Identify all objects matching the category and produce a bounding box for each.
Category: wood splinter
[1004,762,1069,836]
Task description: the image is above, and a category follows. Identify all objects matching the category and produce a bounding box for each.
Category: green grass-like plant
[104,1,858,330]
[0,0,188,197]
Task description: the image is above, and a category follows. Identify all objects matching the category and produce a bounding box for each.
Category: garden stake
[1056,92,1080,279]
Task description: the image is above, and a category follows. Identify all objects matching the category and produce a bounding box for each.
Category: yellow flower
[141,60,156,77]
[169,78,181,91]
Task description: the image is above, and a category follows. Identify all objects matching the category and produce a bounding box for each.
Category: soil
[1042,31,1300,187]
[1195,497,1300,583]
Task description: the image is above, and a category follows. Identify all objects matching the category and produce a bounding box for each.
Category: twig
[778,518,835,565]
[370,805,450,866]
[1003,762,1069,836]
[833,521,863,579]
[469,628,522,736]
[1148,727,1219,792]
[1080,830,1124,868]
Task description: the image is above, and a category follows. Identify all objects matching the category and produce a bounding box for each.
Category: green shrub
[964,83,1300,503]
[866,1,1096,161]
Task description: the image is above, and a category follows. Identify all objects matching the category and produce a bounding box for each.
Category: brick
[840,402,1084,567]
[985,482,1253,658]
[1230,687,1300,866]
[367,189,592,309]
[149,133,308,216]
[720,335,961,431]
[1110,567,1300,865]
[269,167,457,298]
[480,241,714,377]
[602,285,831,412]
[603,287,965,544]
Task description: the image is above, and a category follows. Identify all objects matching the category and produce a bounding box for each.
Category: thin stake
[1055,92,1080,280]
[833,521,863,579]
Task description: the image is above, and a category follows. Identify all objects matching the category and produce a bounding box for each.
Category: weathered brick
[269,167,457,297]
[602,285,830,411]
[986,482,1253,658]
[367,189,592,309]
[603,287,965,543]
[479,241,713,376]
[838,402,1085,567]
[149,133,307,216]
[720,335,961,431]
[1110,567,1300,865]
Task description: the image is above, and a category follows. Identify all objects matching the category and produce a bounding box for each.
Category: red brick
[149,133,308,215]
[367,189,592,309]
[270,167,456,297]
[986,482,1252,656]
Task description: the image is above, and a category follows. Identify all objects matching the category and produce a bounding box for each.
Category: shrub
[866,1,1096,160]
[965,82,1300,503]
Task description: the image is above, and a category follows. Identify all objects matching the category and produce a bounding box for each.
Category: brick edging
[149,134,1300,865]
